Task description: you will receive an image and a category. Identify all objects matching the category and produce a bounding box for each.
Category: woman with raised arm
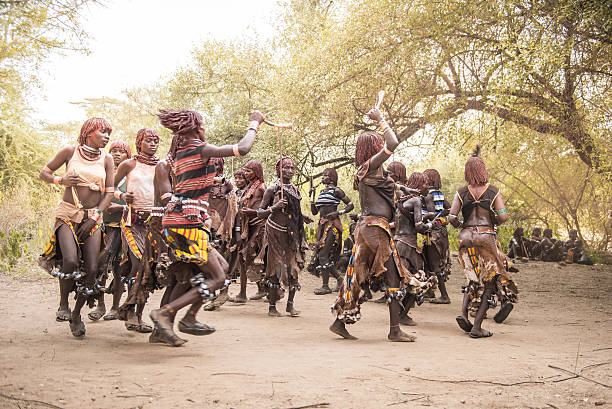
[38,118,115,338]
[330,107,426,342]
[449,154,516,338]
[148,109,264,346]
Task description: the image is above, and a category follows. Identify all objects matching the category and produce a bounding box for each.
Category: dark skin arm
[200,111,264,161]
[366,107,399,171]
[256,185,285,219]
[76,154,114,241]
[241,185,265,217]
[449,193,462,228]
[325,187,354,219]
[150,159,172,233]
[114,158,137,204]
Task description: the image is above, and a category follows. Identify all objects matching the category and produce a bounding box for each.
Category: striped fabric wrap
[163,139,216,228]
[164,226,209,264]
[315,187,341,207]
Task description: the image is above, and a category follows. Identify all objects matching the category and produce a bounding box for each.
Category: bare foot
[329,319,357,340]
[388,327,416,342]
[69,315,86,338]
[469,328,493,338]
[314,285,332,295]
[268,306,281,317]
[286,302,300,317]
[399,314,417,326]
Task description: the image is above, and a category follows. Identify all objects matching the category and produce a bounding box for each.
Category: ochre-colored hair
[387,161,406,184]
[109,140,131,158]
[79,118,112,146]
[234,168,246,177]
[275,156,295,177]
[464,157,489,185]
[323,167,338,186]
[158,109,204,164]
[245,160,264,183]
[423,168,442,189]
[213,157,224,175]
[355,131,383,166]
[135,128,159,154]
[406,172,426,190]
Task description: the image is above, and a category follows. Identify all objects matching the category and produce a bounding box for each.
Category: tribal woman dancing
[309,168,354,295]
[39,118,114,338]
[256,156,312,317]
[330,107,434,342]
[114,128,160,333]
[422,168,452,304]
[449,154,517,338]
[230,160,267,303]
[90,140,131,321]
[148,109,264,346]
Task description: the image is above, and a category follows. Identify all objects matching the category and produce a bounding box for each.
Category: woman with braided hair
[255,156,313,317]
[89,139,131,321]
[330,107,428,342]
[39,118,115,338]
[309,167,354,295]
[113,128,160,333]
[148,109,265,346]
[449,153,517,338]
[229,160,267,303]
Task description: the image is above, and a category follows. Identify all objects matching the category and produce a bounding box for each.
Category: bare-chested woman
[39,118,114,338]
[89,140,131,321]
[329,107,426,342]
[309,168,354,295]
[230,160,267,303]
[256,157,313,317]
[148,109,264,346]
[449,154,516,338]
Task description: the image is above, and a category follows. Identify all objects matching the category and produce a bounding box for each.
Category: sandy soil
[0,259,611,409]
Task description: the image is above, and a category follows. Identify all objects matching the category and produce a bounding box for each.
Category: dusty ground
[0,259,611,409]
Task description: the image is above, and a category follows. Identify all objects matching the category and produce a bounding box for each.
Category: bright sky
[32,0,280,125]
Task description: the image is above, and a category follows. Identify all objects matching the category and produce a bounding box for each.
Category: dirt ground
[0,258,611,409]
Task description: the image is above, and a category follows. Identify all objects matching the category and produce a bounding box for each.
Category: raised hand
[366,107,383,122]
[250,110,266,124]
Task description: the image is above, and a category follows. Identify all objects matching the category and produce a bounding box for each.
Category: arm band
[379,119,389,131]
[496,208,507,215]
[161,192,173,201]
[338,209,344,216]
[53,176,62,185]
[105,186,115,193]
[232,144,241,157]
[44,166,53,174]
[114,190,122,200]
[383,144,394,155]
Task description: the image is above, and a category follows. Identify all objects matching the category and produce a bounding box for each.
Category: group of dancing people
[38,104,518,346]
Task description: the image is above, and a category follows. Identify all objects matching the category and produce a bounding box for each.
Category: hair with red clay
[355,131,383,166]
[79,118,112,146]
[157,109,204,164]
[213,157,224,175]
[108,140,131,158]
[387,161,406,184]
[406,172,426,190]
[135,128,159,154]
[234,168,246,177]
[275,156,295,177]
[464,157,489,185]
[423,168,441,189]
[245,160,264,183]
[323,167,338,186]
